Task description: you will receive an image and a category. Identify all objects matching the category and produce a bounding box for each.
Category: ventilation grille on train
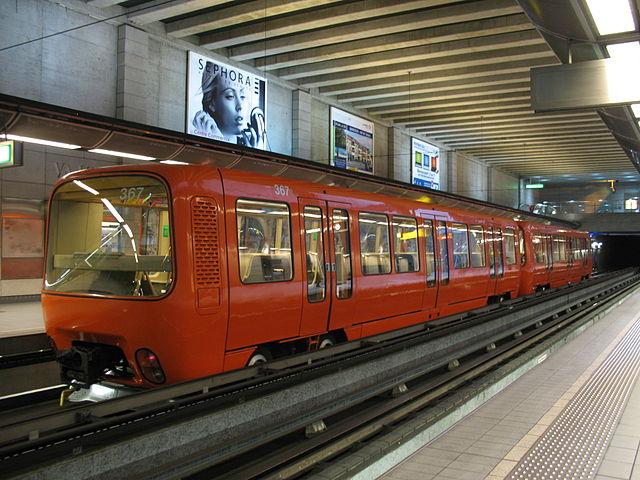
[191,197,221,288]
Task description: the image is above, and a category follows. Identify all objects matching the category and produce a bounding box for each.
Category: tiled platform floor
[378,288,640,480]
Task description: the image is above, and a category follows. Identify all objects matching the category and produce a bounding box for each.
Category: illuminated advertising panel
[411,138,440,190]
[330,107,374,175]
[186,52,267,149]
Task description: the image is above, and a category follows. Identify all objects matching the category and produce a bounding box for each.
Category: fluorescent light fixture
[525,183,544,189]
[4,134,81,150]
[632,104,640,117]
[73,180,99,196]
[586,0,635,35]
[606,41,640,60]
[160,160,189,165]
[89,149,155,161]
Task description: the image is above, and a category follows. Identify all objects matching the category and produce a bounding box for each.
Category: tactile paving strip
[506,318,640,480]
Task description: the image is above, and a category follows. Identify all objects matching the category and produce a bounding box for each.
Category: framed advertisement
[330,107,374,174]
[186,52,267,150]
[411,138,440,190]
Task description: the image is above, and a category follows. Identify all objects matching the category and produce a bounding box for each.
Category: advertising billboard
[330,107,374,175]
[186,52,267,149]
[411,138,440,190]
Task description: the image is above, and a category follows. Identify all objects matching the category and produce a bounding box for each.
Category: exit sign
[0,140,23,168]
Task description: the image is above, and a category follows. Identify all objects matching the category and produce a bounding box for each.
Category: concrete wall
[1,0,118,116]
[448,152,488,202]
[488,167,520,209]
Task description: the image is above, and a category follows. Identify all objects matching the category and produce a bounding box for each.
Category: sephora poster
[187,52,267,149]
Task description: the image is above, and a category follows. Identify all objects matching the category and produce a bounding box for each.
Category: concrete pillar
[388,127,410,183]
[117,25,149,123]
[292,90,311,160]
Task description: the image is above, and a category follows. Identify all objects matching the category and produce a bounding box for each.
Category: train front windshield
[45,175,172,297]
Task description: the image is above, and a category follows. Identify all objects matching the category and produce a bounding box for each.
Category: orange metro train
[42,163,592,388]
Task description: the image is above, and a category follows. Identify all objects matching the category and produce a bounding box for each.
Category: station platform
[0,300,44,339]
[377,287,640,480]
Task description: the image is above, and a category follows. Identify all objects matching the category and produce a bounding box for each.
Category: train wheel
[247,346,272,366]
[318,334,336,349]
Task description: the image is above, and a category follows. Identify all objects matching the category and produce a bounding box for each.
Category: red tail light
[135,348,166,384]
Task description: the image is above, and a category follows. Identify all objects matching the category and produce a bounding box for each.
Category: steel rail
[0,270,636,479]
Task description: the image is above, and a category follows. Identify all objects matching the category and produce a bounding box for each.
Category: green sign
[0,140,22,168]
[0,141,13,166]
[163,225,170,238]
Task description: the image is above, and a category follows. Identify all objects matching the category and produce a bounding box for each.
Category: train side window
[437,221,449,285]
[519,227,526,265]
[237,199,293,284]
[393,215,419,273]
[504,228,517,265]
[359,212,391,275]
[451,223,470,269]
[424,220,436,287]
[332,209,352,299]
[303,206,326,303]
[469,225,485,267]
[533,233,545,263]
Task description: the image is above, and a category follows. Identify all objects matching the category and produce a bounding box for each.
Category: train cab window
[504,228,517,265]
[451,223,470,269]
[359,212,391,275]
[424,220,436,287]
[392,216,419,273]
[332,209,352,299]
[519,227,526,266]
[237,199,293,284]
[303,206,326,302]
[469,225,485,267]
[45,175,172,297]
[437,221,449,285]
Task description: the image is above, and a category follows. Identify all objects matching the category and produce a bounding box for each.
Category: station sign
[0,140,23,168]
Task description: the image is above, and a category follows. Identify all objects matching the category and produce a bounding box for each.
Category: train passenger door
[298,199,356,336]
[420,216,438,311]
[326,202,356,331]
[298,198,330,337]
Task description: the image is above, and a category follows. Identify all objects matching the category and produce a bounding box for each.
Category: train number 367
[274,184,290,196]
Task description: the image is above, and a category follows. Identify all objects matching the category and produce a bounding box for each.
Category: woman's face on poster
[213,86,248,136]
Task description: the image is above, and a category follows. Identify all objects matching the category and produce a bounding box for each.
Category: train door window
[544,235,553,268]
[237,199,293,284]
[451,223,470,269]
[552,236,560,262]
[494,228,504,276]
[332,209,352,299]
[519,227,526,266]
[424,220,436,287]
[359,212,391,275]
[303,206,326,303]
[487,227,495,277]
[469,225,485,267]
[392,216,419,273]
[436,221,449,285]
[533,233,545,263]
[504,228,517,265]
